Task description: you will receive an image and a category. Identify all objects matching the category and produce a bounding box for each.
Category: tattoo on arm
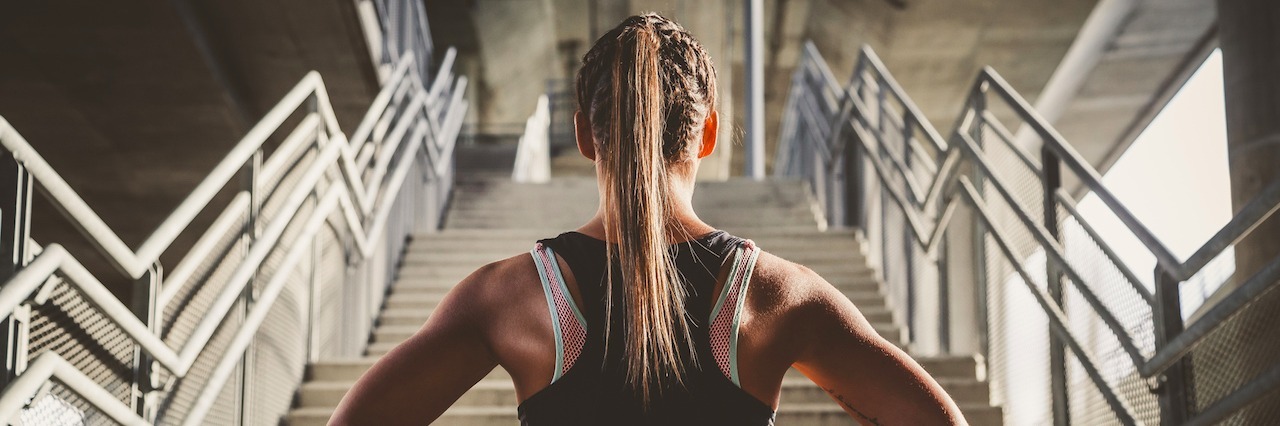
[823,387,883,425]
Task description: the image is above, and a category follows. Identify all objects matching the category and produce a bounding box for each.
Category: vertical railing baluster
[131,263,161,421]
[1042,145,1069,426]
[306,186,321,363]
[902,101,917,348]
[237,141,263,426]
[968,80,992,377]
[0,156,32,397]
[1154,268,1191,424]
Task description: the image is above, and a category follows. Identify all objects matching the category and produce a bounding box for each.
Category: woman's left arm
[328,267,500,425]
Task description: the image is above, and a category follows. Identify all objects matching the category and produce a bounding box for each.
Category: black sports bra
[516,230,776,425]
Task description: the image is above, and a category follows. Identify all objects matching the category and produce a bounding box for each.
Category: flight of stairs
[286,177,1003,425]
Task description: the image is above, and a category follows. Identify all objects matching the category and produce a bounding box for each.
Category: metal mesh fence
[243,147,320,425]
[19,383,108,426]
[1189,272,1280,424]
[152,202,249,425]
[984,231,1054,425]
[24,295,135,426]
[1059,204,1162,425]
[316,214,354,359]
[26,281,137,419]
[154,297,245,426]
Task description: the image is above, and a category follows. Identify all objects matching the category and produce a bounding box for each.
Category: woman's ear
[574,110,596,161]
[697,111,718,159]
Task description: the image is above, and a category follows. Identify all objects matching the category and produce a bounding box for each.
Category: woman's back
[518,230,774,424]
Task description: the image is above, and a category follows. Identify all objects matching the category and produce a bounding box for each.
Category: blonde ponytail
[576,13,718,404]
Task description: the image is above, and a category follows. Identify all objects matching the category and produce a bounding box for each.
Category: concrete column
[743,0,765,179]
[1217,0,1280,281]
[1200,0,1280,422]
[472,0,562,136]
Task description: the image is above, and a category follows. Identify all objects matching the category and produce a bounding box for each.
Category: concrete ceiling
[448,0,1217,185]
[763,0,1217,182]
[0,1,378,296]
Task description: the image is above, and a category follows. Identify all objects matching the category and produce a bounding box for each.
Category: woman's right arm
[328,263,502,425]
[786,267,967,425]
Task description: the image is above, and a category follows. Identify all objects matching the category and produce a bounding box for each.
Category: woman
[331,13,964,425]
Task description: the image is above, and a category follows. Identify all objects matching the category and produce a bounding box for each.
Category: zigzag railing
[0,47,467,425]
[778,41,1280,425]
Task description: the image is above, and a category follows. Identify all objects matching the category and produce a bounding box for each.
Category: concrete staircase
[286,177,1003,425]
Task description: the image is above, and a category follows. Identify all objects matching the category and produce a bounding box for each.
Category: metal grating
[27,282,136,413]
[1189,274,1280,424]
[155,297,245,426]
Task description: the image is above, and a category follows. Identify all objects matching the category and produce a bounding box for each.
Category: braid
[576,13,718,161]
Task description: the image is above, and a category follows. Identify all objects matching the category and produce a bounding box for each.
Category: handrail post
[1042,145,1070,426]
[0,155,32,391]
[901,99,918,347]
[1154,267,1192,424]
[130,263,161,421]
[845,61,868,231]
[237,146,263,425]
[968,82,992,367]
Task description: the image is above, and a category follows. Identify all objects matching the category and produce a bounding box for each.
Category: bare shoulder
[745,249,846,316]
[437,252,543,322]
[746,249,879,360]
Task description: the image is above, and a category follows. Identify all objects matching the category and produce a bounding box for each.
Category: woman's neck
[576,196,716,245]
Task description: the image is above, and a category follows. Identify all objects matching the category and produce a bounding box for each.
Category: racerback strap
[531,243,588,383]
[708,239,761,386]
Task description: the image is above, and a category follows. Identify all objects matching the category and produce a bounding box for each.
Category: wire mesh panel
[1059,205,1161,424]
[246,240,312,424]
[1189,272,1280,424]
[16,384,90,425]
[155,298,245,426]
[983,234,1054,425]
[151,205,251,425]
[314,216,352,359]
[26,285,137,424]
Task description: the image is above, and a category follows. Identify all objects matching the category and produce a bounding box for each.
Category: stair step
[400,249,868,266]
[378,289,887,311]
[394,263,875,281]
[386,277,883,296]
[444,218,820,229]
[368,321,899,346]
[409,230,857,243]
[287,404,1002,426]
[296,375,989,410]
[391,266,879,286]
[377,307,437,326]
[403,234,862,254]
[307,356,984,384]
[374,304,894,329]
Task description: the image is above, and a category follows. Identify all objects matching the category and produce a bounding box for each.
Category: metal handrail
[0,47,467,424]
[779,41,1280,425]
[837,90,1149,421]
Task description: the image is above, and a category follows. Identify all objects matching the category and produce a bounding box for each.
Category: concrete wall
[525,0,741,180]
[472,0,563,136]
